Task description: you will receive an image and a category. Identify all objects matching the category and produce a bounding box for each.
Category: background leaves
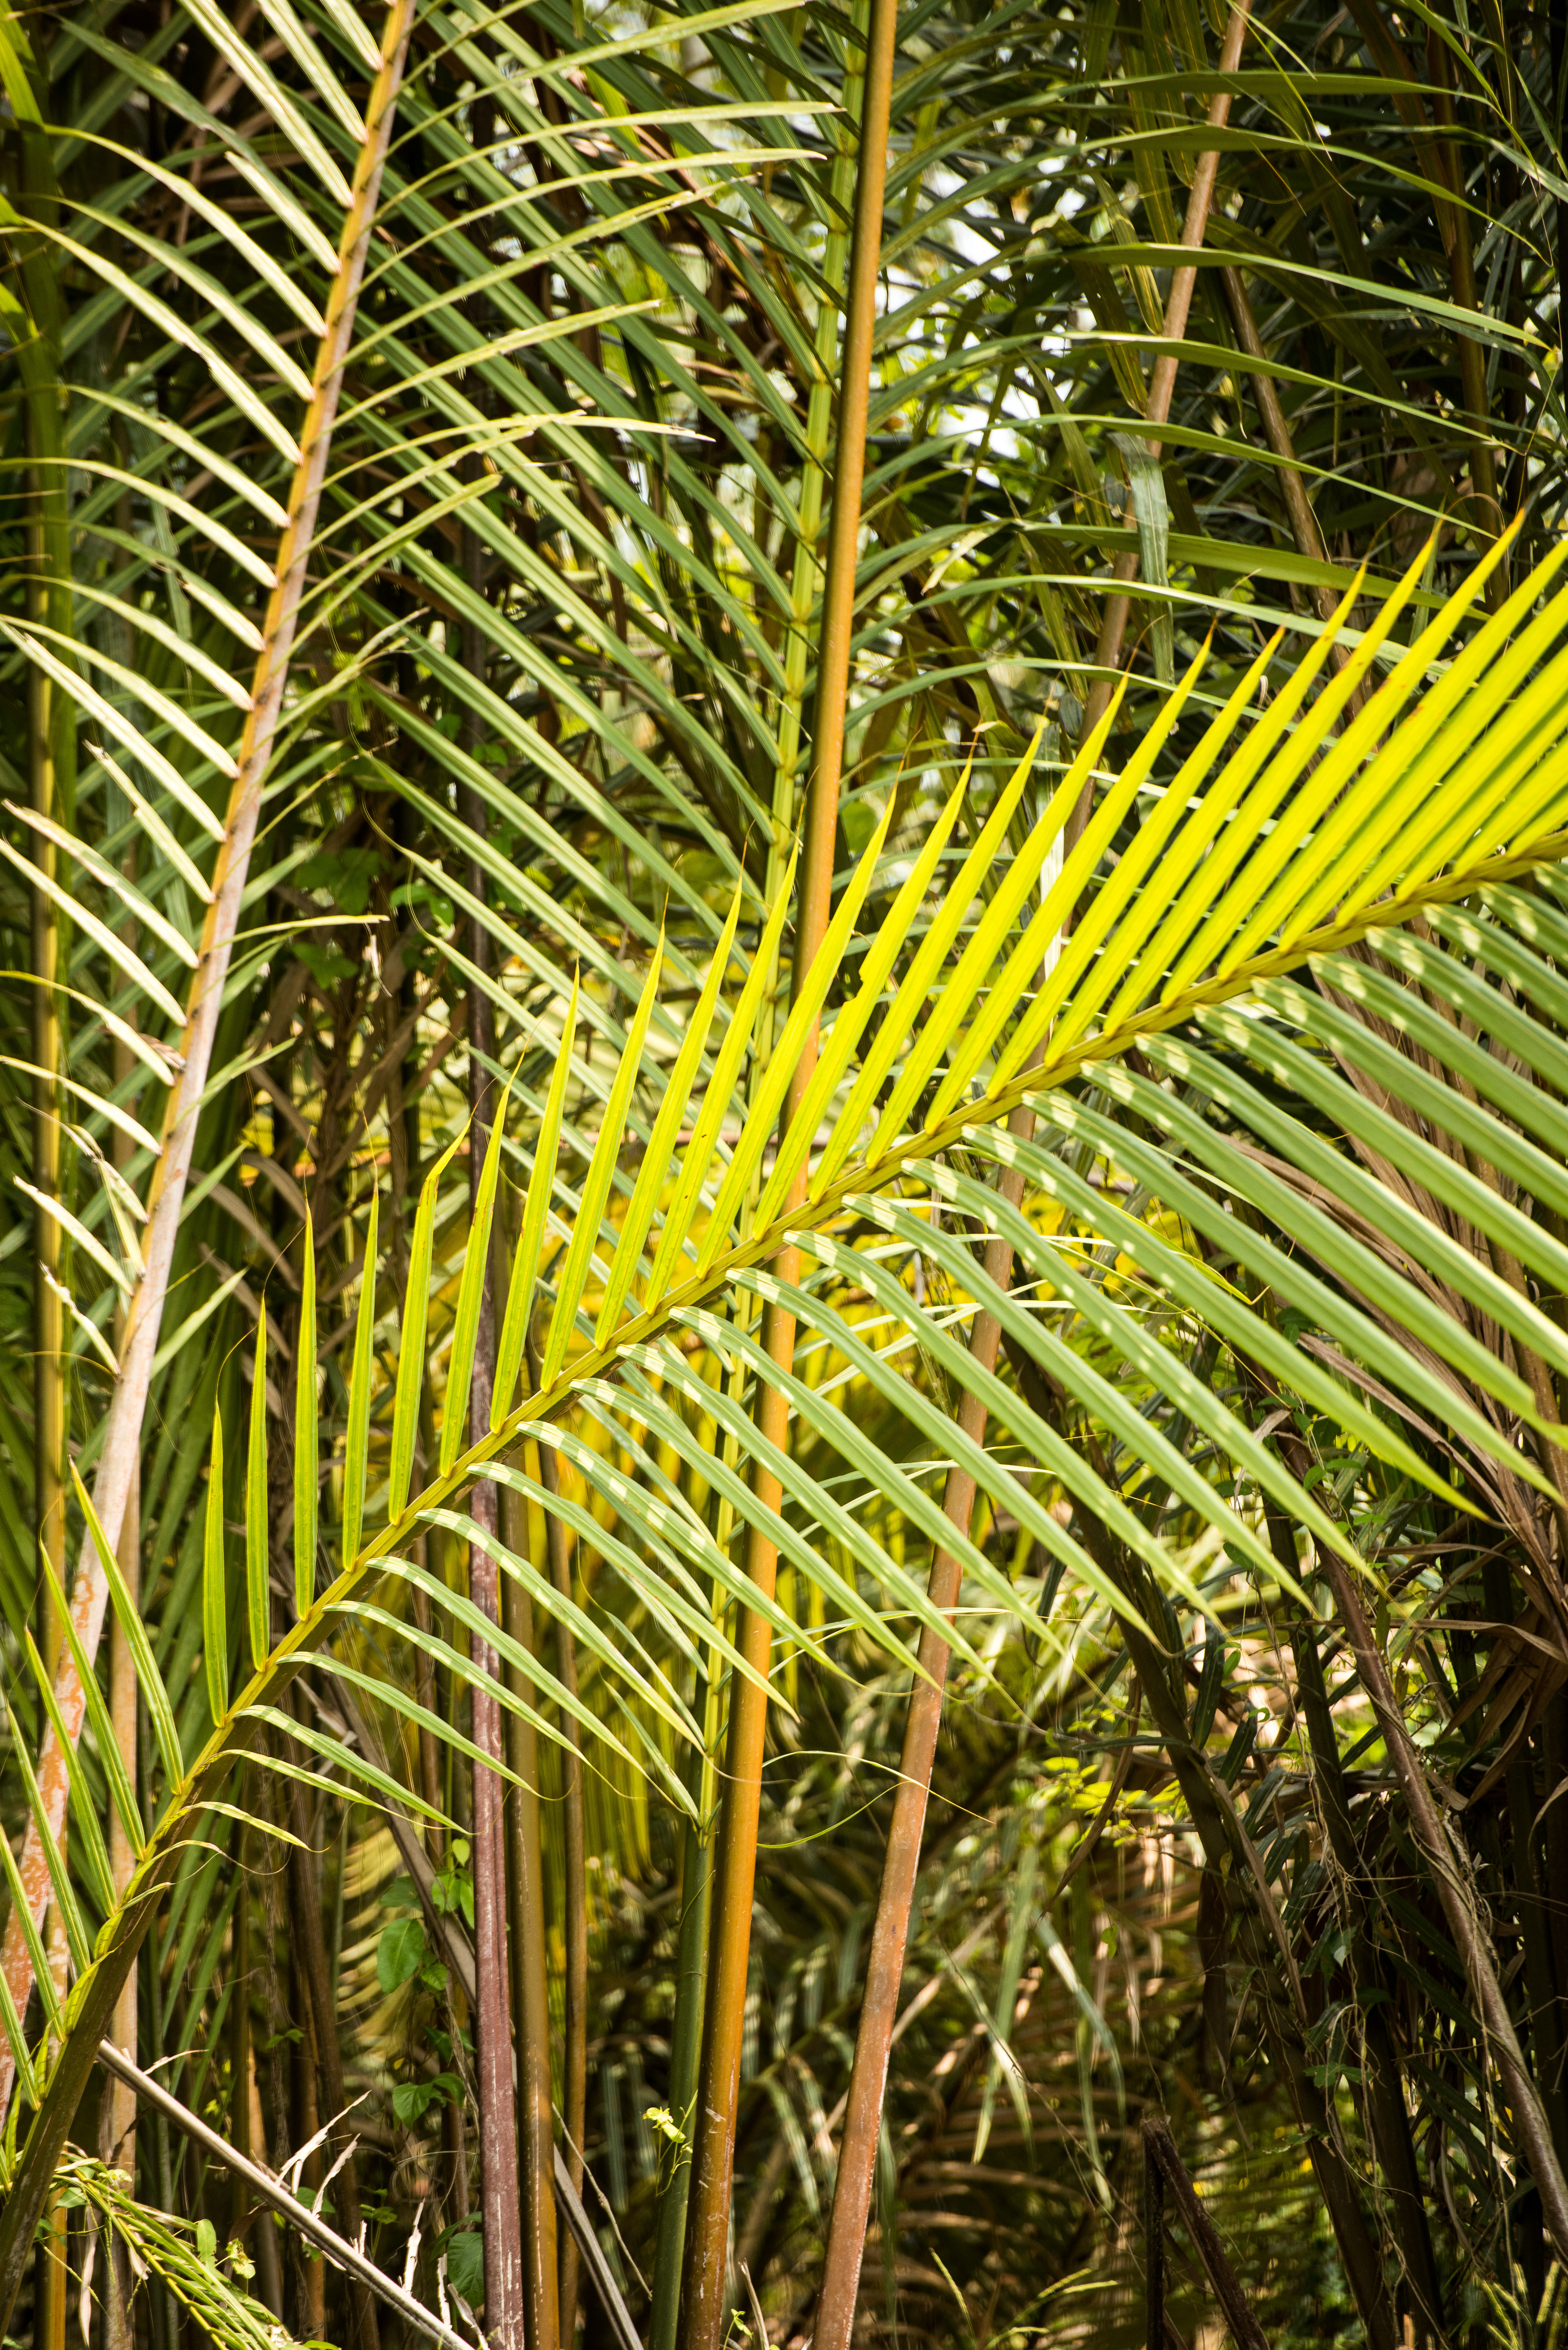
[7,0,1568,2342]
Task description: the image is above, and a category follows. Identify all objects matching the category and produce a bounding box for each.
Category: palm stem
[18,231,72,2350]
[533,1431,588,2344]
[502,1481,560,2350]
[763,0,865,883]
[17,195,70,2350]
[461,498,527,2350]
[0,0,426,2114]
[812,1120,1034,2350]
[676,6,900,2341]
[100,826,140,2350]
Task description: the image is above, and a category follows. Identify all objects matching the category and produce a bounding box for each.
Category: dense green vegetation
[5,0,1568,2343]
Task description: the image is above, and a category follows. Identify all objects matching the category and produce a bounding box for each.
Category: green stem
[649,1779,713,2350]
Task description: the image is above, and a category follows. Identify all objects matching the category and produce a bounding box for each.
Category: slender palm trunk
[812,1126,1035,2350]
[675,8,899,2340]
[0,0,425,2125]
[100,831,140,2350]
[461,516,526,2350]
[23,206,72,2350]
[531,1432,587,2343]
[502,1473,559,2350]
[649,1796,711,2350]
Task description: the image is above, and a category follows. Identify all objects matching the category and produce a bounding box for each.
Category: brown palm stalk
[501,1474,560,2350]
[0,0,424,2128]
[810,1114,1038,2350]
[535,1434,588,2344]
[675,2,901,2340]
[461,514,526,2349]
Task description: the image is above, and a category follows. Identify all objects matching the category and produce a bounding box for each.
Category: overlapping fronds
[8,0,1568,2335]
[8,542,1568,2291]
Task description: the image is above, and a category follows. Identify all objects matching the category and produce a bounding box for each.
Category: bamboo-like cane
[0,0,423,2130]
[672,7,901,2347]
[808,1119,1039,2350]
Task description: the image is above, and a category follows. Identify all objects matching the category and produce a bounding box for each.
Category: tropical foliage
[4,0,1568,2346]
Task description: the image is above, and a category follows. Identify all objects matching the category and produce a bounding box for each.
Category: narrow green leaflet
[643,860,796,1313]
[74,1463,184,1792]
[0,1954,35,2106]
[444,1092,509,1474]
[22,1633,113,1918]
[391,1132,465,1513]
[596,893,744,1346]
[342,1189,380,1562]
[0,1784,62,2039]
[974,1843,1039,2164]
[542,952,661,1387]
[248,1304,270,1670]
[40,1560,144,1860]
[700,812,893,1262]
[495,980,578,1424]
[6,1702,91,1977]
[765,775,969,1218]
[204,1407,227,1725]
[295,1208,317,1620]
